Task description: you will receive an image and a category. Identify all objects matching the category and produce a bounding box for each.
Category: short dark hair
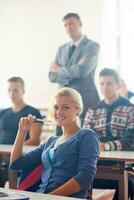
[63,13,81,21]
[7,76,25,88]
[99,68,120,84]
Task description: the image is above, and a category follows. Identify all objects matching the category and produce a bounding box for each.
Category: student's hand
[99,142,105,151]
[18,114,36,135]
[50,64,61,72]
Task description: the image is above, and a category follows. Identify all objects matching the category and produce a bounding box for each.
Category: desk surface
[100,151,134,162]
[0,144,134,162]
[0,145,35,155]
[0,188,83,200]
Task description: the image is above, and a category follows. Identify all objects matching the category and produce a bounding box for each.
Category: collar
[70,35,85,47]
[97,96,131,109]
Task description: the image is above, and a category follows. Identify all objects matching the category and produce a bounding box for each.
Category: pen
[34,118,44,123]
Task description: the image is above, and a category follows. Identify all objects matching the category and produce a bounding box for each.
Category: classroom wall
[0,0,103,108]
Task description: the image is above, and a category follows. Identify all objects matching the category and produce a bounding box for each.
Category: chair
[17,163,43,191]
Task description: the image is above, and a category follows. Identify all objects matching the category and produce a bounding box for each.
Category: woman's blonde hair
[50,87,83,118]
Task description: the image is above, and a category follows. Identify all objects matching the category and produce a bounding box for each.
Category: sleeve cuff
[105,141,122,151]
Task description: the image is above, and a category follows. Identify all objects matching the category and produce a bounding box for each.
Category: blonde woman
[10,87,99,199]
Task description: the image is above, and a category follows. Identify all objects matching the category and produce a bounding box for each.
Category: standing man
[83,68,134,199]
[0,76,43,187]
[49,13,100,132]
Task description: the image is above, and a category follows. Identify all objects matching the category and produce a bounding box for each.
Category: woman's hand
[18,114,36,135]
[10,114,36,164]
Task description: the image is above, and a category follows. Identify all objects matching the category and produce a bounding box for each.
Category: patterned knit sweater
[83,97,134,151]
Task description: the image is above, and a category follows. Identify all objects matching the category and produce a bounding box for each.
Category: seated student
[0,77,42,187]
[10,87,99,199]
[83,68,134,200]
[0,76,42,145]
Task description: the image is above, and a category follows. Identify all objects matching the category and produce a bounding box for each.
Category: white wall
[0,0,103,108]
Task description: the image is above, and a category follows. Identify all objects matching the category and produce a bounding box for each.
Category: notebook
[0,191,29,200]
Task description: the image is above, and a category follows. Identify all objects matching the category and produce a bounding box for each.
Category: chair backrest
[17,163,43,191]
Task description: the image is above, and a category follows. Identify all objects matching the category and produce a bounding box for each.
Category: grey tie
[69,45,76,59]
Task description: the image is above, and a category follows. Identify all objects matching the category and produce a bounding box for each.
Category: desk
[0,145,35,155]
[0,145,36,189]
[0,187,116,200]
[96,151,134,200]
[0,187,83,200]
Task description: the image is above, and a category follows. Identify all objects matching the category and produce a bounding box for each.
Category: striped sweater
[83,97,134,151]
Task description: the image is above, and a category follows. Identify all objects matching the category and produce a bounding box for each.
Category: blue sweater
[10,128,99,198]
